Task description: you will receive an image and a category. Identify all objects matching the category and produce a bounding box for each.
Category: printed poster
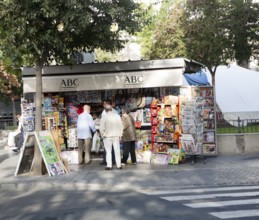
[35,130,66,176]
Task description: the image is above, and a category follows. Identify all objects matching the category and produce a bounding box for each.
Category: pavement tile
[1,133,259,191]
[0,152,259,191]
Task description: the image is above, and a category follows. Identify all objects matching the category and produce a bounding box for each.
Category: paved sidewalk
[1,148,259,192]
[1,130,259,191]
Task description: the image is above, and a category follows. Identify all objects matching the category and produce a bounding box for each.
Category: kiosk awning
[22,58,204,93]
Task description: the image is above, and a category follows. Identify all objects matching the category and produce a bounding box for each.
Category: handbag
[60,149,79,165]
[135,120,142,128]
[136,89,146,108]
[91,131,101,153]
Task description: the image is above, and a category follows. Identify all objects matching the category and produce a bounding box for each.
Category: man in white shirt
[77,105,96,164]
[100,100,117,165]
[100,105,123,170]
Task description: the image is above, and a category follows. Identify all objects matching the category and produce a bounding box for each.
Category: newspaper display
[180,86,217,156]
[180,134,198,154]
[180,88,204,155]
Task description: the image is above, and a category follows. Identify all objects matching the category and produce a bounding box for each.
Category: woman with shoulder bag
[121,107,137,166]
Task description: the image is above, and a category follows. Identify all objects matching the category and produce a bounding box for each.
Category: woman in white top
[5,114,23,150]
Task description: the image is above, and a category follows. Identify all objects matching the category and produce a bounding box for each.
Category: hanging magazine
[180,134,200,155]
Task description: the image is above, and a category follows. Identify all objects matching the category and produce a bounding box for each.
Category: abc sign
[124,75,144,84]
[60,79,79,87]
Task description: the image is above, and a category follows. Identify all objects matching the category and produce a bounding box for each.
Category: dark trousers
[121,141,136,164]
[103,146,116,164]
[15,131,24,150]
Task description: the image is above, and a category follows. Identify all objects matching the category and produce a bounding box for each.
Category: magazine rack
[179,86,217,157]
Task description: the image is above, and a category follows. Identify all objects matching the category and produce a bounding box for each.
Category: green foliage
[94,48,120,62]
[181,0,259,83]
[0,59,22,103]
[137,0,258,84]
[0,0,140,65]
[217,123,259,134]
[0,0,141,173]
[149,0,187,59]
[136,3,157,59]
[182,0,234,72]
[227,0,259,67]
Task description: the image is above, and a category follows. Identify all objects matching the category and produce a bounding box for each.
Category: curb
[2,179,259,192]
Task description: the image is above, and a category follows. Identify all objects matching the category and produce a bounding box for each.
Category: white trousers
[103,137,121,168]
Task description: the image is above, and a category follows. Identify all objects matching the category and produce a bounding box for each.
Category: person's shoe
[12,148,20,153]
[121,163,126,166]
[100,161,107,165]
[117,167,122,170]
[85,160,92,165]
[105,167,112,171]
[132,162,137,165]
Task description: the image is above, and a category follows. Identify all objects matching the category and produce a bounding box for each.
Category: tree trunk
[238,59,249,69]
[208,67,216,86]
[32,61,43,176]
[11,97,16,126]
[211,73,215,86]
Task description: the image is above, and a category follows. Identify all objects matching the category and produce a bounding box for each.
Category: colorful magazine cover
[180,134,198,154]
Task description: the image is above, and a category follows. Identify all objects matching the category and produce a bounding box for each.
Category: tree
[136,3,157,59]
[0,0,139,175]
[227,0,259,68]
[137,0,258,84]
[149,0,187,59]
[0,60,22,126]
[181,0,234,85]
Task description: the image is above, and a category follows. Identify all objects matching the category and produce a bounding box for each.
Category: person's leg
[99,136,106,164]
[129,141,137,164]
[112,137,121,168]
[77,139,84,164]
[103,138,112,168]
[18,130,24,150]
[112,146,116,164]
[103,149,106,163]
[121,141,130,164]
[12,132,22,153]
[84,138,92,164]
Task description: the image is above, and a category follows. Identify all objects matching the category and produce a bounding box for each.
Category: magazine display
[180,86,217,155]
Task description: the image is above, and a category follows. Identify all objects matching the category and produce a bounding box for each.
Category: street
[2,136,259,219]
[1,185,259,220]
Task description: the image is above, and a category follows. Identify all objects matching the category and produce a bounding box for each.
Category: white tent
[205,64,259,121]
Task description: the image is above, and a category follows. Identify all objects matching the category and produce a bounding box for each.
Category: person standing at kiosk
[77,105,96,164]
[100,105,123,170]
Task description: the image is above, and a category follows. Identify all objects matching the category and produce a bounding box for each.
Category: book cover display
[21,98,35,133]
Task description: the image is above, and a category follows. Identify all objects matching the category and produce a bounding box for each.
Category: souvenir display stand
[42,94,68,151]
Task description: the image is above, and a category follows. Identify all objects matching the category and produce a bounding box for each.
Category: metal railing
[2,116,259,134]
[0,117,15,130]
[217,117,259,133]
